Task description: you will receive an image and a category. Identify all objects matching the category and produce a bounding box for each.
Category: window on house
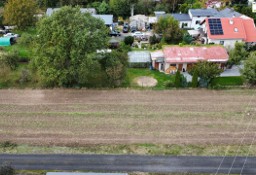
[182,23,188,28]
[195,20,200,24]
[220,41,224,45]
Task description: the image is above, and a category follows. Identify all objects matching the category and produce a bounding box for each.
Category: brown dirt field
[0,89,256,146]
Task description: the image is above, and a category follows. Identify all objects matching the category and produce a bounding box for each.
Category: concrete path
[1,154,256,174]
[220,65,243,77]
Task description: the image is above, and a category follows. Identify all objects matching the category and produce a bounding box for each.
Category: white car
[4,33,20,38]
[132,31,144,37]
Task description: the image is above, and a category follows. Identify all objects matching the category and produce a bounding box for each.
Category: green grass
[211,76,244,87]
[1,142,256,157]
[3,44,31,58]
[125,68,175,89]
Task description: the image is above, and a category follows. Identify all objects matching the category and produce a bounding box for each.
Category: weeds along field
[0,89,256,155]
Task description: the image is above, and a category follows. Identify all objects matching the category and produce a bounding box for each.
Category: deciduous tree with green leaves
[3,0,37,29]
[33,6,109,87]
[109,0,138,18]
[228,42,248,66]
[155,16,183,44]
[189,61,223,87]
[242,51,256,86]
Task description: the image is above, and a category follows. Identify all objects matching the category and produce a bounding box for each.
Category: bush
[124,36,134,46]
[149,34,159,45]
[0,162,15,175]
[19,68,31,84]
[175,71,182,88]
[164,80,175,88]
[191,71,198,88]
[17,33,34,46]
[181,75,188,87]
[0,51,19,70]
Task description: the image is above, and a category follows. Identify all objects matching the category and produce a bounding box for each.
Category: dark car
[123,26,129,33]
[130,26,137,33]
[109,31,121,37]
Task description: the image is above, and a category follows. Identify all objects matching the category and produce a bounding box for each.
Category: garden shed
[128,51,151,68]
[0,37,14,46]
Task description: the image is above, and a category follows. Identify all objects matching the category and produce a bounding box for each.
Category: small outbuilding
[0,37,15,46]
[128,51,151,68]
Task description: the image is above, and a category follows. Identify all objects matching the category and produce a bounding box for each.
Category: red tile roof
[206,17,256,42]
[163,46,228,63]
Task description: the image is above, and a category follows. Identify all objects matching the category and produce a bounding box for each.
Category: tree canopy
[228,42,248,66]
[155,16,183,44]
[109,0,138,18]
[33,6,109,87]
[242,51,256,86]
[189,61,223,86]
[3,0,37,29]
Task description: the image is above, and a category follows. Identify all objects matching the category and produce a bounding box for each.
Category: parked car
[130,26,137,33]
[123,24,129,33]
[4,33,20,38]
[123,23,129,33]
[132,31,144,37]
[0,29,6,34]
[109,31,121,37]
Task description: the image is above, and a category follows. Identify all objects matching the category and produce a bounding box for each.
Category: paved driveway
[220,65,243,77]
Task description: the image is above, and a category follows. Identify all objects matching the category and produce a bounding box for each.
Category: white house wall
[208,39,243,49]
[179,21,192,28]
[191,16,208,29]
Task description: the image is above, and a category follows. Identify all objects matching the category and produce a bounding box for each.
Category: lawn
[125,68,175,89]
[211,76,244,87]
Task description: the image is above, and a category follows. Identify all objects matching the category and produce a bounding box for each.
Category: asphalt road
[1,154,256,174]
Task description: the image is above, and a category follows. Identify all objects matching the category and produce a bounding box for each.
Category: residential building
[151,46,228,73]
[203,17,256,48]
[171,14,192,28]
[188,9,218,29]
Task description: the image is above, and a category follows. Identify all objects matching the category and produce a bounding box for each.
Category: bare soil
[0,89,256,146]
[135,76,157,87]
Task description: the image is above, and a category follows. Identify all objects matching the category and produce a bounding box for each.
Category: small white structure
[129,15,148,30]
[128,51,152,68]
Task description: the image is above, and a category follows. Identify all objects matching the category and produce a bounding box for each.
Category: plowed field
[0,89,256,146]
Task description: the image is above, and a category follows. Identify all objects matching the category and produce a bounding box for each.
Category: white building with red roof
[151,46,228,73]
[204,16,256,48]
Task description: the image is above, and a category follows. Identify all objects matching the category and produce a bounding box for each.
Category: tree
[228,42,248,66]
[189,61,223,87]
[242,51,256,86]
[155,16,183,44]
[98,0,109,14]
[124,36,134,46]
[105,51,128,87]
[3,0,37,29]
[183,33,193,44]
[175,71,182,88]
[191,71,198,88]
[109,0,138,18]
[33,6,109,87]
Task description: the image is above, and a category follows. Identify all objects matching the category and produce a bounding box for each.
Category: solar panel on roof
[208,18,223,35]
